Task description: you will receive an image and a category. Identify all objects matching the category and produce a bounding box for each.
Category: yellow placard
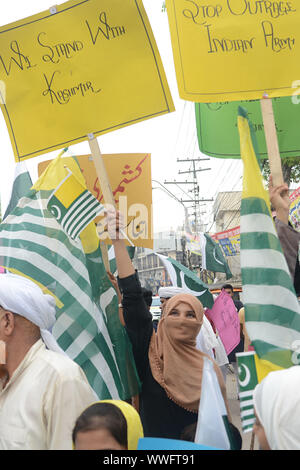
[166,0,300,102]
[0,0,174,161]
[38,153,153,248]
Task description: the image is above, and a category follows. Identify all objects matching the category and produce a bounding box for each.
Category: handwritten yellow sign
[38,153,153,248]
[0,0,174,161]
[166,0,300,102]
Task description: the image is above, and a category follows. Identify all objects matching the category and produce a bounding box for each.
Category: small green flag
[157,253,214,309]
[236,351,258,433]
[200,233,232,279]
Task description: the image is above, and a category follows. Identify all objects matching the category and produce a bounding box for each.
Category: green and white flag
[236,352,258,433]
[0,161,140,401]
[47,170,105,240]
[157,253,214,308]
[195,357,236,449]
[3,162,33,220]
[239,107,300,371]
[199,233,232,279]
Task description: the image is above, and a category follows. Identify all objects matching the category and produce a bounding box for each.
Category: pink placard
[205,290,240,355]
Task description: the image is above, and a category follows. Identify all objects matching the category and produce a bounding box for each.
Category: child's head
[73,400,143,450]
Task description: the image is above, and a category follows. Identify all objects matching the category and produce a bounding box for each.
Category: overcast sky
[0,0,245,234]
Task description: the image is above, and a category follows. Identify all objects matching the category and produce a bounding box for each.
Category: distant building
[213,191,242,284]
[133,230,201,295]
[213,191,241,232]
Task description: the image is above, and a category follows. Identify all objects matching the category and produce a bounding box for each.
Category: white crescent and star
[238,364,251,387]
[49,205,62,221]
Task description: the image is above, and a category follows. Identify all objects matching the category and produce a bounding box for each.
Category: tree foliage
[261,157,300,187]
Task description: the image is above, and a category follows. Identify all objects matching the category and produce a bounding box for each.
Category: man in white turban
[0,273,97,450]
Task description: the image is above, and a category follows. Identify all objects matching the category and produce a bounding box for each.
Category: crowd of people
[0,178,299,451]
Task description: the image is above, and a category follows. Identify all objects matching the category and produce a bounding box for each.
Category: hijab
[148,293,205,412]
[76,400,143,450]
[253,366,300,450]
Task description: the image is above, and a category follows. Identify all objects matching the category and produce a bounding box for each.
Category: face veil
[148,294,206,412]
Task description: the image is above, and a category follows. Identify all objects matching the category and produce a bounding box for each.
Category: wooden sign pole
[87,134,115,272]
[87,134,134,254]
[260,97,284,187]
[88,134,116,209]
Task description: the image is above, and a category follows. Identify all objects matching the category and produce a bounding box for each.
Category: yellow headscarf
[101,400,143,450]
[74,400,143,450]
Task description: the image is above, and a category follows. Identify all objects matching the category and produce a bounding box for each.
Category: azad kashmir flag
[47,169,105,240]
[156,253,214,308]
[195,357,238,450]
[0,155,141,401]
[199,233,232,279]
[237,107,300,432]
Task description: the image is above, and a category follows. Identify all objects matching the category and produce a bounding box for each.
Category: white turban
[158,286,185,298]
[0,273,65,355]
[253,366,300,450]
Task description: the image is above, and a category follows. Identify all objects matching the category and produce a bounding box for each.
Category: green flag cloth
[157,253,214,309]
[236,352,258,433]
[196,97,300,159]
[199,233,232,279]
[0,162,140,400]
[238,106,300,370]
[3,162,33,220]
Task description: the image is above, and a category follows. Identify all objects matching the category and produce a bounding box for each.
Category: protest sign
[0,0,174,161]
[38,153,153,248]
[205,290,240,355]
[289,186,300,231]
[166,0,300,102]
[211,226,241,257]
[195,97,300,159]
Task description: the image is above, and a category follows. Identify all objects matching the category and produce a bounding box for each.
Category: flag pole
[87,134,134,247]
[260,96,284,186]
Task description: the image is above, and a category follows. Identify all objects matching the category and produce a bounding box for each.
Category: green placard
[195,97,300,159]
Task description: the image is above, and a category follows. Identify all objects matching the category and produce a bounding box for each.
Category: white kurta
[0,339,97,450]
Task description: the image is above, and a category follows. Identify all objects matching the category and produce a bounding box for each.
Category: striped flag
[157,253,214,308]
[238,106,300,373]
[47,170,105,240]
[236,349,280,433]
[236,351,258,433]
[0,156,140,401]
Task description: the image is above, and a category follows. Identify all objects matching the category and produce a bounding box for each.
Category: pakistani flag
[238,106,300,372]
[0,157,140,401]
[157,253,214,308]
[199,233,232,279]
[195,357,237,449]
[47,170,105,240]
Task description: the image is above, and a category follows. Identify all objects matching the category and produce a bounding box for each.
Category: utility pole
[164,158,213,234]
